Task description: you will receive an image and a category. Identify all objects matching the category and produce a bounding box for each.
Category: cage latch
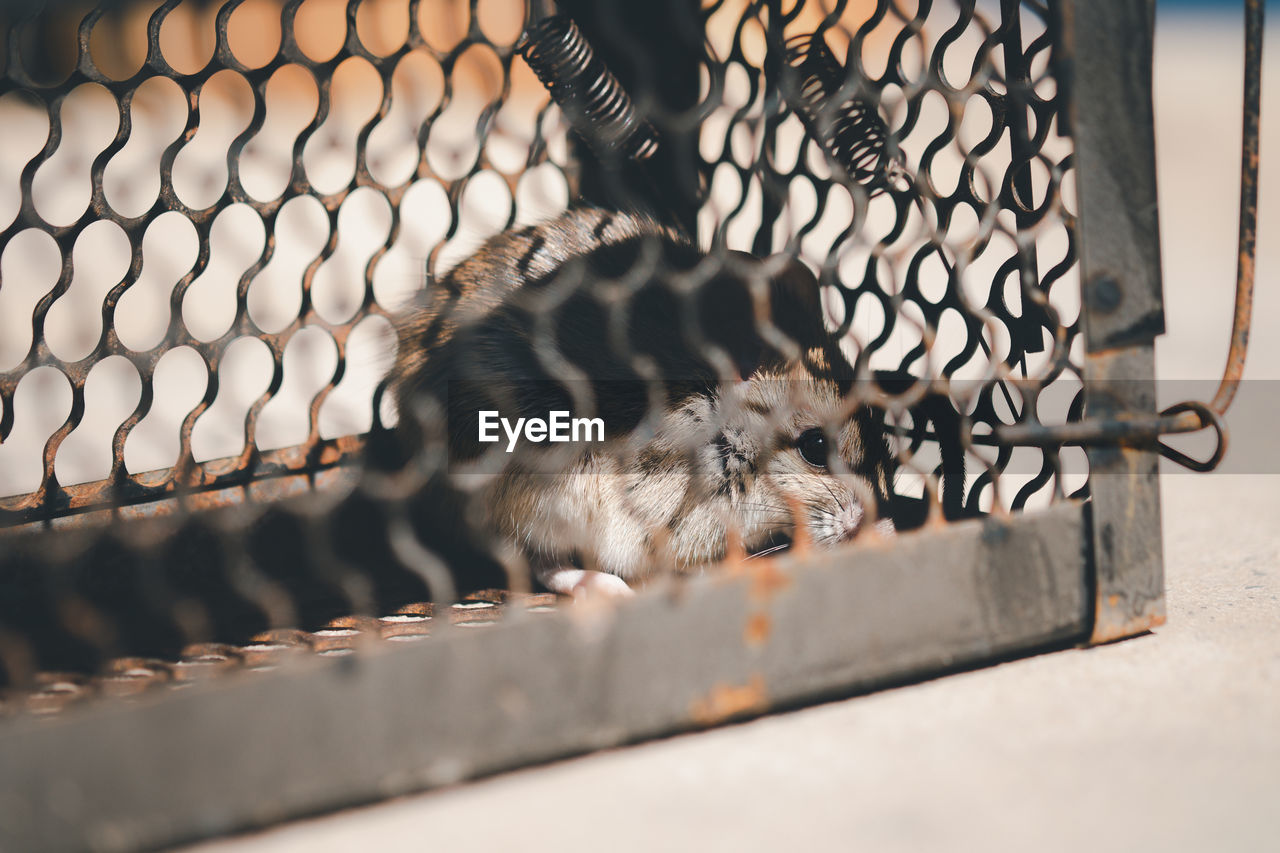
[993,402,1227,473]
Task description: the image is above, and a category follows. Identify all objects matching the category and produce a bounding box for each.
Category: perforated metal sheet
[1,0,1083,529]
[0,0,575,525]
[694,0,1084,514]
[0,0,1093,696]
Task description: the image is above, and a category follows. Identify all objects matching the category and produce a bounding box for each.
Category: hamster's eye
[796,428,829,469]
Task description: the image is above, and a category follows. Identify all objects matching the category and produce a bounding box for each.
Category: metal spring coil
[518,15,660,162]
[784,32,897,192]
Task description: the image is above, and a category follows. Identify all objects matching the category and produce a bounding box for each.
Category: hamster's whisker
[735,502,792,515]
[820,479,846,512]
[746,542,791,560]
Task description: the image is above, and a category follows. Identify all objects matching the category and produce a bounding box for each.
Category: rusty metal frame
[0,503,1088,853]
[1059,0,1165,643]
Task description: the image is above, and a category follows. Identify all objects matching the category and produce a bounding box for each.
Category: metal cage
[0,0,1251,848]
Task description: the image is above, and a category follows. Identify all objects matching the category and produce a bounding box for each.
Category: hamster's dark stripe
[632,447,666,476]
[713,429,755,496]
[517,234,547,276]
[592,212,614,242]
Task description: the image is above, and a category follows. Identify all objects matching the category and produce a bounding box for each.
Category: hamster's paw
[538,568,636,602]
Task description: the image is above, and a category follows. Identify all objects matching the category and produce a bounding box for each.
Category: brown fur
[390,208,894,587]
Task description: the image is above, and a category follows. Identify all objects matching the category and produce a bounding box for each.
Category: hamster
[389,207,895,598]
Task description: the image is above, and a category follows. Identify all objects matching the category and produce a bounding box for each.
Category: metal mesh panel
[0,0,575,525]
[0,0,1086,708]
[694,0,1083,515]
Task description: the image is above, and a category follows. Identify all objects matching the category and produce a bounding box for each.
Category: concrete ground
[186,11,1280,853]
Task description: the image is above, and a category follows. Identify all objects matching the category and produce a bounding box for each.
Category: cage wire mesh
[0,0,1088,712]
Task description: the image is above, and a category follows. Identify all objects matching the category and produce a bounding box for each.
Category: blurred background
[1155,0,1279,473]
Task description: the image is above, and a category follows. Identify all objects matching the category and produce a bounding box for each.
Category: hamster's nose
[835,501,894,542]
[835,500,865,541]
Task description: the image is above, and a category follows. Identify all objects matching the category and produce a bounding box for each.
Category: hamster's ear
[722,251,829,373]
[697,252,829,380]
[766,255,829,352]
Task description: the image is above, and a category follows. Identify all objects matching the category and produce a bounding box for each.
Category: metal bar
[750,0,786,257]
[1066,1,1166,353]
[1210,0,1263,416]
[999,0,1046,359]
[0,502,1090,853]
[0,437,365,531]
[994,407,1204,447]
[1059,0,1166,642]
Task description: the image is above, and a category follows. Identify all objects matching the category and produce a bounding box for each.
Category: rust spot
[1093,594,1166,644]
[744,611,771,647]
[785,493,811,557]
[723,525,748,566]
[748,561,792,604]
[2,438,366,533]
[690,675,768,726]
